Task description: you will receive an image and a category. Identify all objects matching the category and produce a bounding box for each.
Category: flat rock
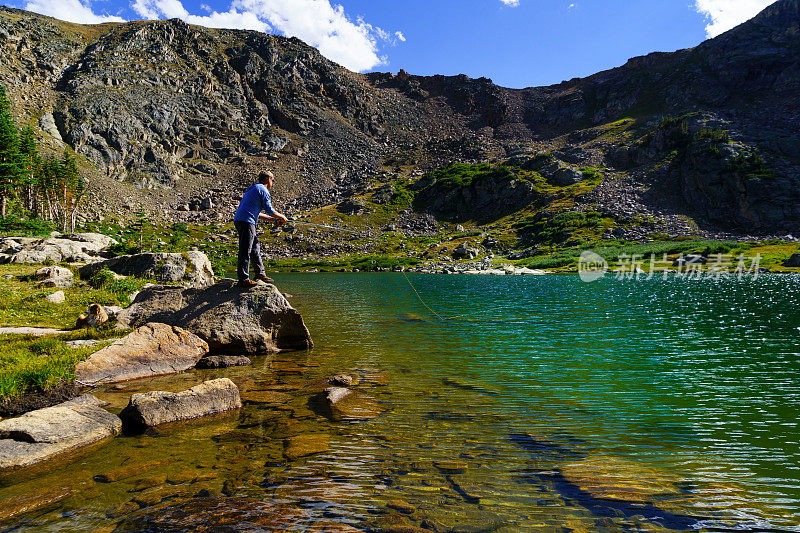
[0,395,121,470]
[117,497,308,531]
[323,387,384,422]
[119,378,241,433]
[560,456,684,503]
[74,322,209,385]
[79,251,214,288]
[196,355,252,368]
[283,433,330,460]
[115,279,313,354]
[241,390,293,404]
[0,327,66,336]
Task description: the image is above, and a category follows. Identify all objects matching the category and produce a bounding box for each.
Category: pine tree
[18,124,40,213]
[0,109,20,219]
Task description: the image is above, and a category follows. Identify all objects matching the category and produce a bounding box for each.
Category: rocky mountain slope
[0,1,798,238]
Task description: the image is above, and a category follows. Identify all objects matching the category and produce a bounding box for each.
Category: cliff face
[0,1,798,233]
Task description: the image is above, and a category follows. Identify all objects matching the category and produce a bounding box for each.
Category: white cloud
[695,0,777,37]
[132,0,265,30]
[231,0,392,71]
[130,0,401,72]
[24,0,125,23]
[499,0,520,6]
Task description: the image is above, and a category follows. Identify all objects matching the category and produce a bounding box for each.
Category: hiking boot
[238,279,257,288]
[255,274,275,283]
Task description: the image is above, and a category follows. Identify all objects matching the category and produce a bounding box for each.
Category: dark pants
[235,221,265,281]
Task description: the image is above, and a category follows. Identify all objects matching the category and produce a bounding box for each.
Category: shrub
[88,267,116,289]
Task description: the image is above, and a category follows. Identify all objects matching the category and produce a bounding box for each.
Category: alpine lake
[2,272,799,532]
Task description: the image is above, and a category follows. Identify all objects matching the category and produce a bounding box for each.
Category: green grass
[422,163,516,190]
[0,264,147,329]
[0,330,121,400]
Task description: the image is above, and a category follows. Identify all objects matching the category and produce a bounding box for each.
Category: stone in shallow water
[196,355,252,368]
[95,458,171,483]
[442,377,500,396]
[559,456,684,504]
[0,395,121,470]
[283,433,330,460]
[119,378,241,433]
[386,499,416,514]
[323,387,385,422]
[74,322,209,385]
[241,390,293,404]
[0,487,73,522]
[328,373,356,387]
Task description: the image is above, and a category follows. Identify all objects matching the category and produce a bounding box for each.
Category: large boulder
[119,378,241,433]
[79,251,214,288]
[9,233,117,264]
[115,279,313,354]
[74,322,209,385]
[0,395,121,470]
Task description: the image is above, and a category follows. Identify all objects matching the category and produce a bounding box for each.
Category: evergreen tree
[18,124,40,213]
[0,109,20,219]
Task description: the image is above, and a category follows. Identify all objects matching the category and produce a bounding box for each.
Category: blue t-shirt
[234,183,275,224]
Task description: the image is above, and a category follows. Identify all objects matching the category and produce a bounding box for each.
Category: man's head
[258,171,275,189]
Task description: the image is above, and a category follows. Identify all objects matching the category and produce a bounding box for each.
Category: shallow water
[2,273,800,531]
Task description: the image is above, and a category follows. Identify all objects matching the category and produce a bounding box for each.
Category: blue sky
[17,0,777,88]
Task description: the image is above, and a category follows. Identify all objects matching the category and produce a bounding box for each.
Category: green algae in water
[1,273,799,531]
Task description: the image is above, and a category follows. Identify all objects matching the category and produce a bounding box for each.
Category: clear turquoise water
[2,273,799,531]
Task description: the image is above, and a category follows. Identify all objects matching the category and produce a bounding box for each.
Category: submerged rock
[196,355,252,368]
[283,433,330,460]
[79,251,214,288]
[442,377,500,396]
[322,387,384,421]
[115,279,313,354]
[117,496,308,531]
[74,322,209,385]
[559,456,684,504]
[0,394,121,470]
[327,374,355,387]
[119,378,241,433]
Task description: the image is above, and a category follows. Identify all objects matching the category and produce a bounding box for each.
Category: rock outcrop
[74,322,209,385]
[0,233,117,264]
[119,378,241,433]
[0,395,121,469]
[34,265,74,287]
[115,279,313,354]
[79,251,214,288]
[784,253,800,267]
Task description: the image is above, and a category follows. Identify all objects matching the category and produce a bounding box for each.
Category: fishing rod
[290,220,363,235]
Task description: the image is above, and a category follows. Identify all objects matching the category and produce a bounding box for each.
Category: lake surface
[2,273,800,531]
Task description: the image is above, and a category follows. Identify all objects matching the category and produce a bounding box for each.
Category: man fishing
[234,170,288,288]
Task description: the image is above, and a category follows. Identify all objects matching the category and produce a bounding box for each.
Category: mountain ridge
[0,1,798,241]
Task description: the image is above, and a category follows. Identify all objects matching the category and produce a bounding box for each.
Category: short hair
[258,171,274,183]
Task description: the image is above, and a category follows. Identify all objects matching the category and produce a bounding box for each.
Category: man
[234,170,288,287]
